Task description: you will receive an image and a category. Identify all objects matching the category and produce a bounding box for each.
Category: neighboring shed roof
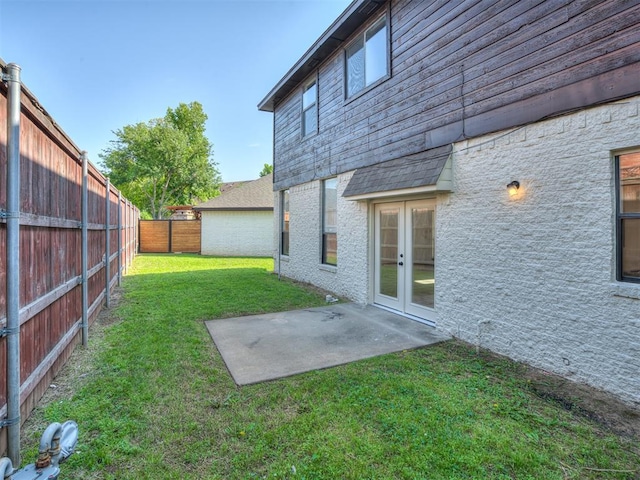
[343,145,453,199]
[258,0,384,112]
[195,174,274,211]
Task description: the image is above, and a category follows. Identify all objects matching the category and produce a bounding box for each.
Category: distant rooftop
[194,174,274,211]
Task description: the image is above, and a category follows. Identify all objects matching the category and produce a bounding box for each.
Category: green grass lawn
[21,254,639,479]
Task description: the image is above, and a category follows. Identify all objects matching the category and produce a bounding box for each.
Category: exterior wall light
[507,180,520,196]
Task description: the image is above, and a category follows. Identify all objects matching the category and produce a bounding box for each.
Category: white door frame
[373,199,437,325]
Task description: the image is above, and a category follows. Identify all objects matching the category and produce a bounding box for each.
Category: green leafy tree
[259,163,273,177]
[100,102,221,218]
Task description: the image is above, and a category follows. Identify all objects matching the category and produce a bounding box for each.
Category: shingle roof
[194,173,274,211]
[343,145,452,197]
[219,180,247,194]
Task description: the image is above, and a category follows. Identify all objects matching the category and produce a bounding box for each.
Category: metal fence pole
[81,152,89,347]
[117,191,122,286]
[128,201,132,269]
[105,178,110,308]
[4,62,22,467]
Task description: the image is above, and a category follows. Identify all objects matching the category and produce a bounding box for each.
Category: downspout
[81,152,88,347]
[4,62,22,467]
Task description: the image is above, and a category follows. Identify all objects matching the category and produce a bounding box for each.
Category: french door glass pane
[411,207,434,308]
[379,210,398,298]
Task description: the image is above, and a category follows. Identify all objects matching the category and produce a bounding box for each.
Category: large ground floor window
[616,152,640,282]
[281,190,289,256]
[322,178,338,266]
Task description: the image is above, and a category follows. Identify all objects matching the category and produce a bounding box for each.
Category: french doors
[374,200,436,322]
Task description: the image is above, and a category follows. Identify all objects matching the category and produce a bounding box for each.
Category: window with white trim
[322,178,337,266]
[345,15,388,98]
[302,80,317,137]
[616,151,640,282]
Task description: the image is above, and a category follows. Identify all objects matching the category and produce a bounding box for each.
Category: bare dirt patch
[522,367,640,443]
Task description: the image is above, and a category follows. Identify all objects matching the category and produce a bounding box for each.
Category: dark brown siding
[0,76,138,455]
[273,0,640,190]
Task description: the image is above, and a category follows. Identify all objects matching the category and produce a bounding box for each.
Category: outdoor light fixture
[507,181,520,196]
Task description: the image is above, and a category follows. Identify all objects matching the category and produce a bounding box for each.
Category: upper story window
[616,151,640,283]
[302,80,317,137]
[345,15,388,98]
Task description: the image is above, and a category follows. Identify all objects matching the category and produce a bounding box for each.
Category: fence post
[4,61,22,467]
[117,191,122,286]
[133,212,140,253]
[81,152,89,347]
[127,201,130,271]
[105,178,110,308]
[124,200,128,274]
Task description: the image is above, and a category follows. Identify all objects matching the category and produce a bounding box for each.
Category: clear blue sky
[0,0,351,182]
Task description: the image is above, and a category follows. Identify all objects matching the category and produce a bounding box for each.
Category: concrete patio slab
[205,303,450,385]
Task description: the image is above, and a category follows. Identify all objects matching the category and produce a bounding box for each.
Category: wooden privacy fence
[0,61,139,457]
[139,220,201,253]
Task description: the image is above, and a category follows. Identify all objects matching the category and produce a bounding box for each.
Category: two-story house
[259,0,640,406]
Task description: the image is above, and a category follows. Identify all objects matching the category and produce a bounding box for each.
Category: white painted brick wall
[437,97,640,406]
[201,210,273,256]
[272,97,640,406]
[273,172,369,303]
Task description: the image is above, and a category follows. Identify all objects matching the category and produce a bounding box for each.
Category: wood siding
[272,0,640,190]
[170,221,201,253]
[139,220,170,253]
[0,74,138,455]
[138,220,201,253]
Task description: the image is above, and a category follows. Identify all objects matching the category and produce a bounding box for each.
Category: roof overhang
[258,0,386,112]
[343,145,453,201]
